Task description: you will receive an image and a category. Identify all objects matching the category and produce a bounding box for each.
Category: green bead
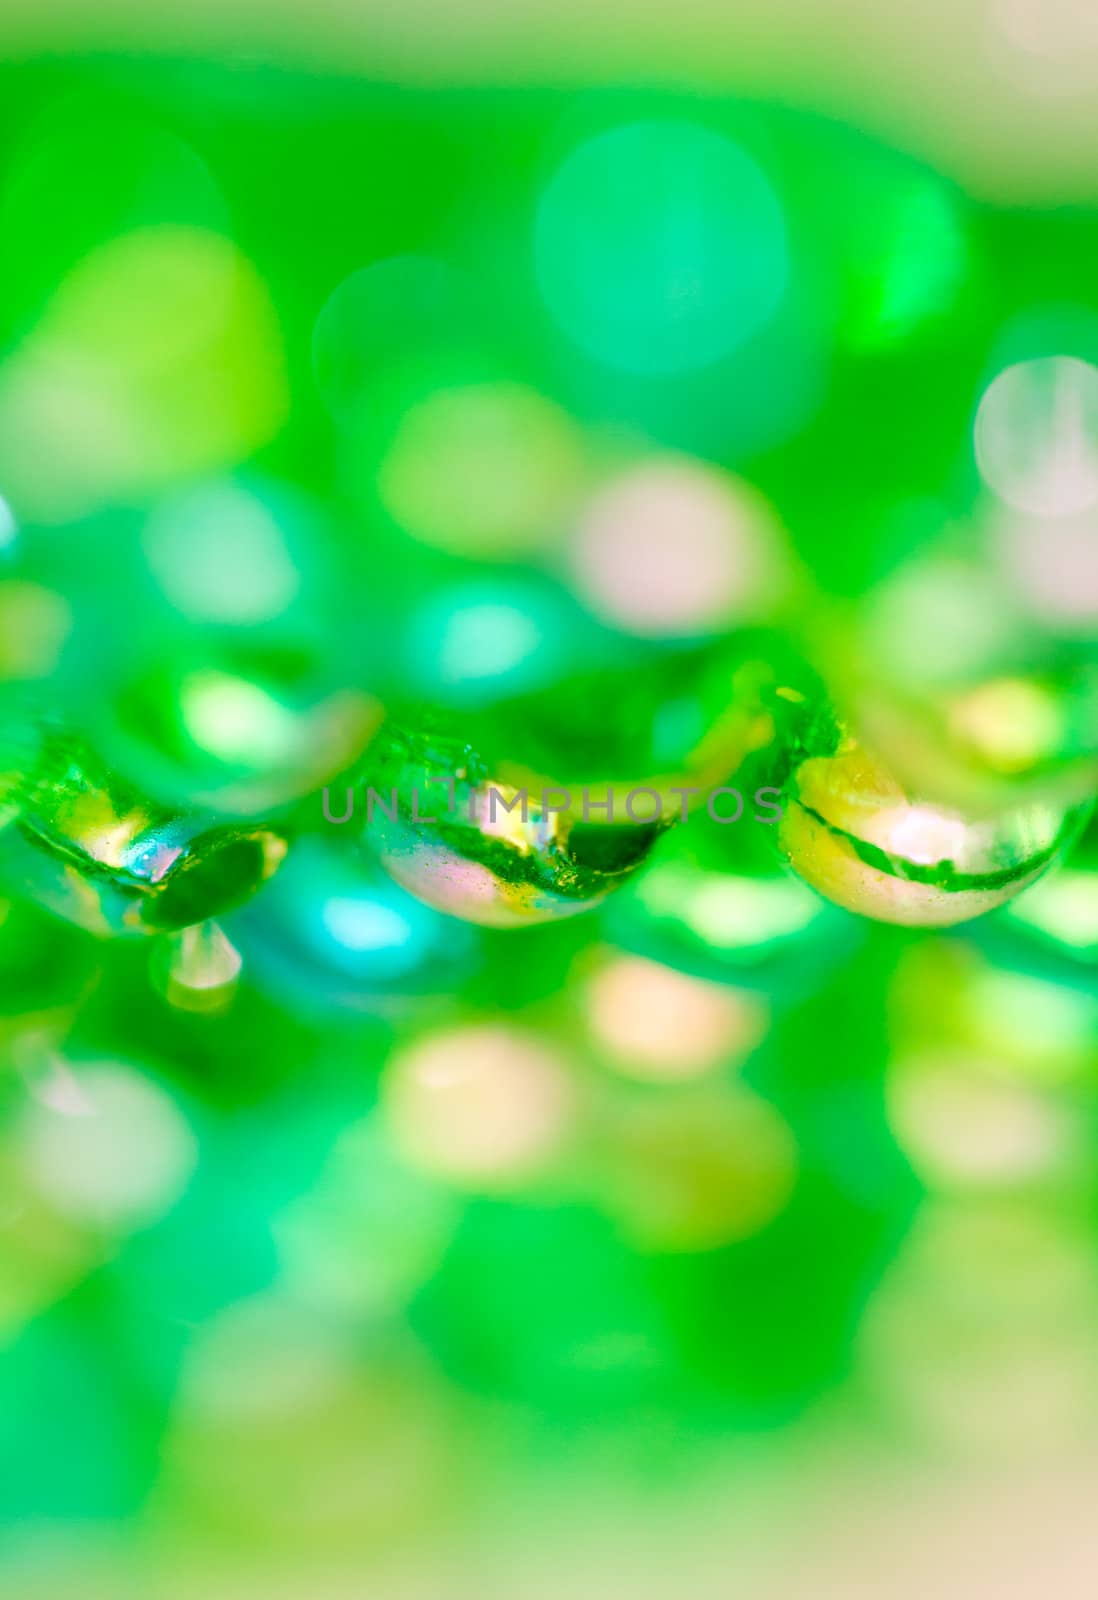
[851,665,1098,817]
[829,547,1098,816]
[396,634,820,831]
[0,724,287,936]
[28,479,379,817]
[602,745,855,996]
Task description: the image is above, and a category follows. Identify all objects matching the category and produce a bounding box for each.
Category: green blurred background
[1,10,1098,1598]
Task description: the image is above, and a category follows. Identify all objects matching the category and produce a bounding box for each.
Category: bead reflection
[16,1059,198,1233]
[378,381,585,558]
[150,921,242,1014]
[584,952,768,1080]
[227,835,477,1015]
[0,226,287,522]
[568,457,793,638]
[976,356,1098,517]
[842,550,1098,812]
[604,784,853,996]
[383,1024,575,1189]
[595,1084,797,1253]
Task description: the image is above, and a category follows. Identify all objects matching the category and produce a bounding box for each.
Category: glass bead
[149,921,243,1015]
[350,719,671,927]
[435,638,817,829]
[778,736,1090,928]
[0,724,287,936]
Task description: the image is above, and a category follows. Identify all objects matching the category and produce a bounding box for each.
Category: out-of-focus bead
[24,477,380,817]
[226,835,478,1015]
[0,725,287,936]
[603,776,855,997]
